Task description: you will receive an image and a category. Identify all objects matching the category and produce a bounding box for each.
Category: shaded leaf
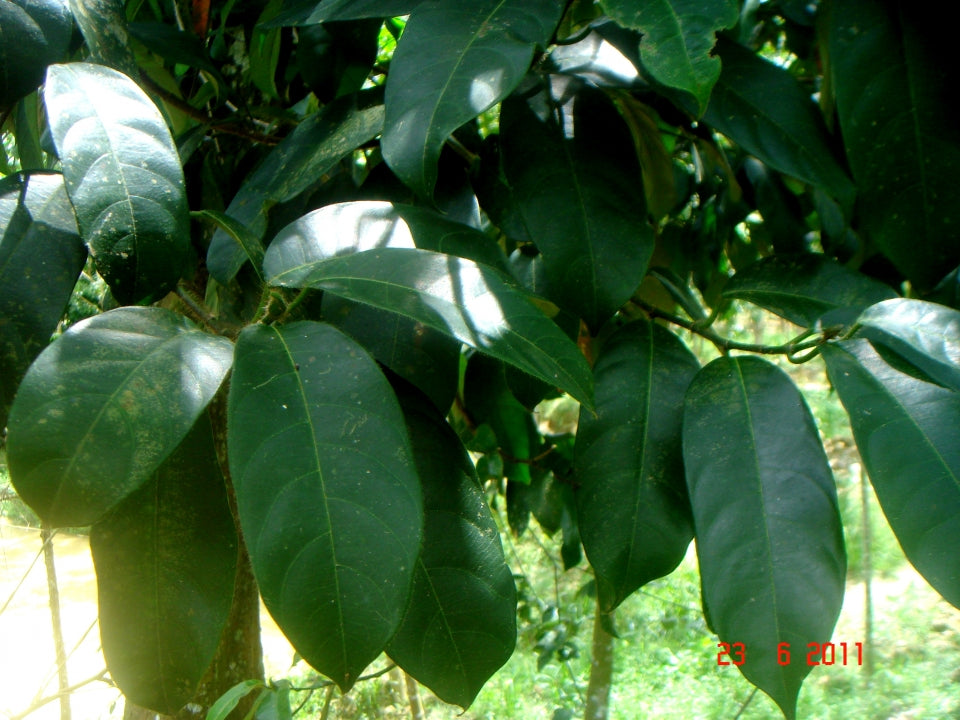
[44,62,190,304]
[0,0,73,109]
[387,387,516,708]
[823,339,960,608]
[6,307,234,526]
[0,172,86,427]
[829,1,960,290]
[265,0,422,27]
[91,414,237,714]
[66,0,137,75]
[683,356,845,719]
[128,22,228,95]
[228,322,422,690]
[722,253,897,327]
[704,37,855,208]
[381,0,564,197]
[265,246,594,408]
[576,320,698,612]
[500,85,652,330]
[600,0,737,115]
[207,90,385,283]
[195,209,265,284]
[856,298,960,392]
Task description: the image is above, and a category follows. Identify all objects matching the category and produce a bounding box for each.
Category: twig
[0,536,51,617]
[318,685,335,720]
[9,670,109,720]
[404,672,425,720]
[40,527,70,720]
[731,687,758,719]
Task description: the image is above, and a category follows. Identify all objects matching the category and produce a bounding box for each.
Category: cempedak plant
[1,0,958,718]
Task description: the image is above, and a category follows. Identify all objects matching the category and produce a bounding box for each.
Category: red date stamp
[717,641,864,666]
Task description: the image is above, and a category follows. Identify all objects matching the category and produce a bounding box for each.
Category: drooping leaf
[44,62,191,304]
[227,321,423,690]
[600,0,738,115]
[381,0,564,198]
[855,298,960,392]
[703,37,855,208]
[0,0,73,109]
[683,356,845,719]
[265,246,594,408]
[250,0,283,99]
[90,414,237,714]
[823,339,960,608]
[207,90,385,283]
[613,94,679,220]
[195,209,265,284]
[264,0,422,27]
[6,307,234,527]
[499,85,653,331]
[0,172,86,427]
[722,253,897,327]
[575,320,699,612]
[387,386,516,708]
[829,1,960,291]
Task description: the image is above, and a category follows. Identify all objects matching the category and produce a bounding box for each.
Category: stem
[583,601,614,720]
[318,685,335,720]
[40,527,71,720]
[860,463,874,678]
[404,672,425,720]
[175,285,222,334]
[10,670,108,720]
[732,687,758,719]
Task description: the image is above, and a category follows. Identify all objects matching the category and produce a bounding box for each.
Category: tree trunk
[583,601,614,720]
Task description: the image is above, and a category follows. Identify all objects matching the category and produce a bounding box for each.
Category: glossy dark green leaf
[500,86,653,330]
[44,62,190,304]
[195,209,265,284]
[90,414,237,714]
[704,37,855,208]
[251,0,283,99]
[722,254,897,327]
[128,22,228,95]
[855,299,960,392]
[683,356,845,719]
[66,0,137,75]
[823,339,960,608]
[264,0,421,27]
[296,19,381,102]
[381,0,564,197]
[829,1,960,290]
[265,246,594,408]
[6,307,234,526]
[0,0,73,109]
[599,0,737,115]
[0,173,86,427]
[387,388,516,708]
[207,91,385,283]
[228,322,422,690]
[576,320,698,612]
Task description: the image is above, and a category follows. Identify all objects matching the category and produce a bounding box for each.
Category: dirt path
[0,521,294,720]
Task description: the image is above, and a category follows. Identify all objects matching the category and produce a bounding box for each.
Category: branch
[9,670,109,720]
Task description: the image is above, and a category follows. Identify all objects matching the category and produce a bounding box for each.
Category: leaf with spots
[227,321,423,690]
[44,62,191,304]
[6,306,234,527]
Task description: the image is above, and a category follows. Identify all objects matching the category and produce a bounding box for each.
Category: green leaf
[44,62,191,304]
[66,0,137,76]
[703,37,855,208]
[829,1,960,291]
[387,387,517,708]
[265,246,594,409]
[600,0,737,115]
[855,299,960,392]
[195,209,265,284]
[90,414,238,714]
[250,0,283,99]
[228,321,423,690]
[823,339,960,608]
[207,90,385,283]
[0,0,73,109]
[6,306,234,526]
[683,356,845,719]
[575,320,698,612]
[128,22,228,95]
[205,681,265,720]
[0,173,86,427]
[722,254,897,328]
[381,0,564,198]
[499,86,653,331]
[264,0,421,27]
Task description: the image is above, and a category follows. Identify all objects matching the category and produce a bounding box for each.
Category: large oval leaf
[575,320,699,612]
[207,90,385,283]
[823,339,960,608]
[44,62,190,304]
[90,414,237,714]
[722,254,897,328]
[387,387,516,708]
[829,1,960,290]
[265,246,594,409]
[381,0,564,198]
[0,172,86,427]
[682,356,845,720]
[599,0,737,115]
[227,321,423,690]
[0,0,73,108]
[6,306,234,526]
[500,86,653,331]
